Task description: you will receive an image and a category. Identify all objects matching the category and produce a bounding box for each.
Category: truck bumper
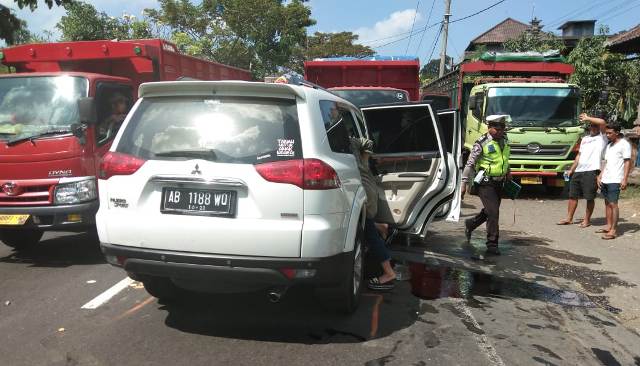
[0,200,99,231]
[101,243,351,293]
[509,160,573,186]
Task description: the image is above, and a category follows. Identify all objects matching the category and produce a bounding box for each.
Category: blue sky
[2,0,639,64]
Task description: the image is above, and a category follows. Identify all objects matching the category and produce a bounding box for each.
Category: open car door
[436,109,462,223]
[361,103,461,238]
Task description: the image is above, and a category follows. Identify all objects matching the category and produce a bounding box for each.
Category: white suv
[96,81,461,313]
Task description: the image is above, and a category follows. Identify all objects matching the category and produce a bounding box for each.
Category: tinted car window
[363,106,439,154]
[332,89,408,107]
[320,100,360,154]
[117,97,301,164]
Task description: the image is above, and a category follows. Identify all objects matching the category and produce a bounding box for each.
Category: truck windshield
[486,87,579,127]
[331,89,409,107]
[0,76,87,139]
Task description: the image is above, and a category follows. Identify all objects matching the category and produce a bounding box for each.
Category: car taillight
[99,152,146,179]
[255,159,340,190]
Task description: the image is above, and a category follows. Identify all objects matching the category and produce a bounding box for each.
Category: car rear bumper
[0,200,98,231]
[100,243,351,292]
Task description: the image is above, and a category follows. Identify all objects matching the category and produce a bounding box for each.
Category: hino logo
[1,182,21,196]
[526,143,542,154]
[191,164,202,175]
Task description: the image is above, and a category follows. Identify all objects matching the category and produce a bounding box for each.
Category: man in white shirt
[597,122,633,240]
[557,113,607,227]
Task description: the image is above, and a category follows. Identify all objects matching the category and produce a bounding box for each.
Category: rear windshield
[332,89,409,107]
[116,97,302,164]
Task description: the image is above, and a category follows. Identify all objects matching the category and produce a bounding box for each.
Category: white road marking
[81,277,134,309]
[453,299,506,366]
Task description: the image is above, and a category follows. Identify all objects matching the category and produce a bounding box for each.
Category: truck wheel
[316,226,364,314]
[142,276,181,301]
[0,229,43,250]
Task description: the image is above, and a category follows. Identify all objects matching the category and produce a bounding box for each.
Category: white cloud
[354,9,423,45]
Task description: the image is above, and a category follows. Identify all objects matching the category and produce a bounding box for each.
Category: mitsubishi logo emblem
[191,164,202,175]
[1,182,21,196]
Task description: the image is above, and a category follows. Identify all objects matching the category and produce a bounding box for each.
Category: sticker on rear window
[277,139,295,157]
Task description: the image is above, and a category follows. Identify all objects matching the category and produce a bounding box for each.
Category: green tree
[57,1,154,41]
[146,0,315,78]
[420,56,453,84]
[304,32,374,60]
[1,0,69,45]
[504,29,564,53]
[567,26,640,126]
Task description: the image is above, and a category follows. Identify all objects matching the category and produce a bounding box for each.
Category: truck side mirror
[78,97,97,124]
[468,95,477,110]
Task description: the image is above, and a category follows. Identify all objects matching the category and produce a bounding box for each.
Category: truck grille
[0,179,57,206]
[510,144,570,156]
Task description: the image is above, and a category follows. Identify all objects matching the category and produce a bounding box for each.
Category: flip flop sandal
[579,223,591,228]
[601,234,616,240]
[556,220,572,225]
[367,278,395,291]
[595,229,609,234]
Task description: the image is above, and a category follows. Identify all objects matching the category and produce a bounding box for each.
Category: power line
[427,23,443,63]
[405,0,421,55]
[414,0,437,55]
[363,0,506,47]
[372,22,441,49]
[599,0,640,24]
[546,0,610,28]
[449,0,506,24]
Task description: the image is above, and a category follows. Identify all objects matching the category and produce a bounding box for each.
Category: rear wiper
[155,148,218,161]
[6,129,72,146]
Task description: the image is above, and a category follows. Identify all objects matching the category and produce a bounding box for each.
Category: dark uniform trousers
[467,181,502,246]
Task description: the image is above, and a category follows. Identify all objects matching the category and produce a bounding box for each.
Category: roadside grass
[621,185,640,200]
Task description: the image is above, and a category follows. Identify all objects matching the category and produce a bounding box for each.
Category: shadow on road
[159,283,419,344]
[0,232,105,267]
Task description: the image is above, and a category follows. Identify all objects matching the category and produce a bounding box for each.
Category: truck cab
[0,39,251,250]
[465,82,582,187]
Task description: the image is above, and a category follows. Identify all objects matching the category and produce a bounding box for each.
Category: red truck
[304,57,420,106]
[0,39,251,250]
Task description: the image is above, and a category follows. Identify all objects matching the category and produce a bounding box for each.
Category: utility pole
[438,0,452,77]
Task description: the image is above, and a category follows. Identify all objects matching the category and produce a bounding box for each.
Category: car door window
[362,103,449,231]
[95,83,133,146]
[320,100,360,153]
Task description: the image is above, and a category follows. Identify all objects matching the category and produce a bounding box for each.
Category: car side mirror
[78,97,97,124]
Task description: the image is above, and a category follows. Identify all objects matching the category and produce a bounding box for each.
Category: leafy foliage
[145,0,316,78]
[304,32,374,60]
[13,0,71,11]
[56,2,154,41]
[568,26,640,127]
[420,56,453,84]
[504,29,565,53]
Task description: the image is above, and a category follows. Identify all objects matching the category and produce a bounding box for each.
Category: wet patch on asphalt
[407,262,621,313]
[592,348,622,366]
[532,344,563,360]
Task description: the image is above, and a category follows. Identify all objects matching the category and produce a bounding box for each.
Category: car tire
[0,229,43,250]
[316,224,364,314]
[142,276,181,301]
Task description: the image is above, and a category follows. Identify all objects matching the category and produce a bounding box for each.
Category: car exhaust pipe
[268,287,287,303]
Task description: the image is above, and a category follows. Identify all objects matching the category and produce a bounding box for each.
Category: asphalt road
[1,193,639,366]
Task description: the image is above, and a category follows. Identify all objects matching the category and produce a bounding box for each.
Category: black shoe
[485,246,501,256]
[385,228,399,245]
[367,277,395,291]
[464,219,473,242]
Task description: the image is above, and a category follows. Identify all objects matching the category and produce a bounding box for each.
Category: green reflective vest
[476,136,510,177]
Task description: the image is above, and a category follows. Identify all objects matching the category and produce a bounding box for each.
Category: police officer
[461,114,511,255]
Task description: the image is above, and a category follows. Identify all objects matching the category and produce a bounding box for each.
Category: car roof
[138,80,358,109]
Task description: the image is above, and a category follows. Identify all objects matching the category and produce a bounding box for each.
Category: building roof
[466,18,530,51]
[606,24,640,54]
[557,20,596,30]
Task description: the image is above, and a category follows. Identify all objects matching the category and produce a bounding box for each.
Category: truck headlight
[54,178,97,205]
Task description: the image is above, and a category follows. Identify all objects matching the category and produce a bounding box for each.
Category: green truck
[422,53,582,190]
